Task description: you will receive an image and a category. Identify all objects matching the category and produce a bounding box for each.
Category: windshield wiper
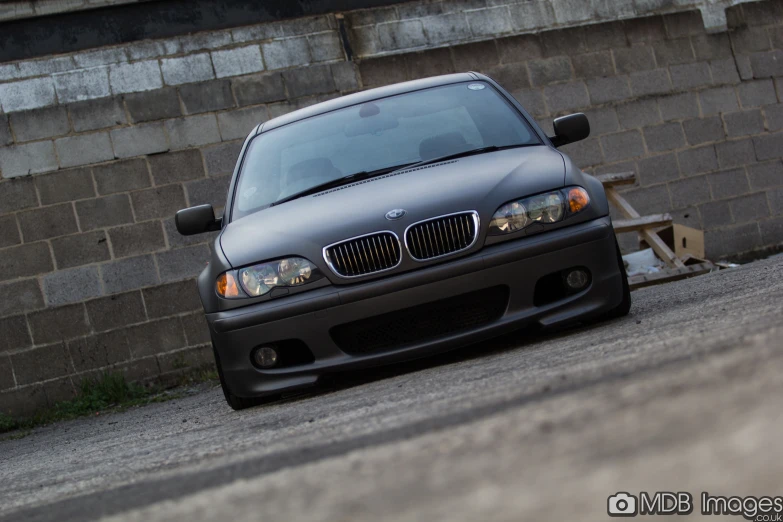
[270,162,417,206]
[403,143,536,171]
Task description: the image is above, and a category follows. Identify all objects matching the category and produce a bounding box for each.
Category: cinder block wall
[1,0,782,416]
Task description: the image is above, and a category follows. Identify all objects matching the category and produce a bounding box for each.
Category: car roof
[258,72,479,134]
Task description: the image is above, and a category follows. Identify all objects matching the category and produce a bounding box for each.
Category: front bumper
[208,216,623,398]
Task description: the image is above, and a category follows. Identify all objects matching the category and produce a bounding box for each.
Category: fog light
[565,269,589,290]
[253,346,278,368]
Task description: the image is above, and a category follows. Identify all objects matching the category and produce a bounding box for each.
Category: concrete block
[653,39,696,66]
[202,141,242,177]
[43,377,77,405]
[331,62,359,93]
[11,344,72,386]
[35,167,95,205]
[43,266,103,306]
[0,78,56,113]
[217,107,269,141]
[262,37,311,70]
[109,60,163,94]
[69,97,127,132]
[0,141,58,178]
[55,132,114,168]
[699,87,739,115]
[528,57,573,87]
[0,116,11,146]
[111,123,169,158]
[497,34,542,64]
[541,27,587,58]
[508,1,554,32]
[700,199,733,228]
[308,32,344,63]
[678,144,719,175]
[658,93,700,121]
[0,355,13,390]
[715,138,756,168]
[669,175,711,209]
[279,14,332,36]
[614,46,656,74]
[629,69,673,97]
[9,106,70,142]
[283,64,336,99]
[0,386,48,418]
[127,39,182,60]
[749,50,783,78]
[185,174,231,208]
[76,194,134,231]
[419,13,469,46]
[181,312,210,347]
[709,58,741,86]
[0,64,20,82]
[165,114,221,150]
[18,203,77,242]
[68,330,131,372]
[51,230,110,269]
[644,122,686,152]
[622,184,672,218]
[669,62,713,91]
[100,255,159,294]
[586,76,631,105]
[142,280,201,319]
[770,187,783,215]
[148,149,205,186]
[683,116,725,145]
[572,51,614,79]
[692,33,733,61]
[753,133,783,161]
[747,161,783,190]
[637,153,681,186]
[0,315,32,354]
[467,6,513,37]
[0,177,38,213]
[377,20,427,51]
[16,56,75,77]
[764,104,783,132]
[737,80,778,108]
[583,107,619,135]
[358,55,407,88]
[93,158,150,195]
[724,110,764,137]
[74,48,129,68]
[406,48,455,80]
[108,221,166,258]
[27,303,89,345]
[729,192,769,223]
[616,99,661,129]
[512,88,547,118]
[0,242,54,281]
[179,80,235,115]
[601,130,645,162]
[663,11,705,39]
[125,88,181,123]
[231,24,282,44]
[125,317,186,358]
[625,16,666,44]
[86,291,146,332]
[156,244,210,282]
[0,215,20,249]
[130,184,186,221]
[211,45,265,79]
[760,216,783,245]
[542,82,589,114]
[158,345,214,374]
[52,67,110,104]
[232,72,286,106]
[560,137,603,168]
[160,54,215,86]
[731,27,770,54]
[179,31,233,53]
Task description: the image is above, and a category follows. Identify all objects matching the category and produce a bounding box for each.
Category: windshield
[231,81,541,220]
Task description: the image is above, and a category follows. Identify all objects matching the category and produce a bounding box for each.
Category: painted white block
[109,60,163,94]
[52,66,111,103]
[0,77,57,112]
[160,54,215,85]
[211,45,265,78]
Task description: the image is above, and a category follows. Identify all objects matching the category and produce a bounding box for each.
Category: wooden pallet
[597,172,715,288]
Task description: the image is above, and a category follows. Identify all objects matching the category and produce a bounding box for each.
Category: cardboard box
[642,224,705,260]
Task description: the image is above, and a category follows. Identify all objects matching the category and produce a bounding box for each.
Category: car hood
[220,146,565,270]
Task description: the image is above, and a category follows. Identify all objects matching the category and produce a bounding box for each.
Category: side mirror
[175,204,222,236]
[549,113,590,148]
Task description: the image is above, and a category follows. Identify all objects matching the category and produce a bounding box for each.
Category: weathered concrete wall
[1,0,782,416]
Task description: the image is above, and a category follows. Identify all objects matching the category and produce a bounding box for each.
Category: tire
[599,238,632,320]
[212,342,273,411]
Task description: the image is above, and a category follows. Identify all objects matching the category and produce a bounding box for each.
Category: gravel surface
[1,257,781,522]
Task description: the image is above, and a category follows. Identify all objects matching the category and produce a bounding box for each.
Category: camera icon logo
[608,492,638,517]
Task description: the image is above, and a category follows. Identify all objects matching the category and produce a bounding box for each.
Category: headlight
[216,257,324,298]
[489,186,590,235]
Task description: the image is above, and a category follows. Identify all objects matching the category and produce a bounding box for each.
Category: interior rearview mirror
[549,113,590,148]
[175,204,222,236]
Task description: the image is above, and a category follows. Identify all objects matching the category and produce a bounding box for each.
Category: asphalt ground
[1,256,781,522]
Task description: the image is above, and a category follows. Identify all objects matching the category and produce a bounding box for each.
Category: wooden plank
[606,187,685,268]
[596,172,636,187]
[628,262,715,289]
[613,213,672,234]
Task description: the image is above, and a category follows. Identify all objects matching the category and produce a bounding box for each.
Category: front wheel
[600,238,632,320]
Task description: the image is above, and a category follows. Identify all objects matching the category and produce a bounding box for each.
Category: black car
[176,72,631,410]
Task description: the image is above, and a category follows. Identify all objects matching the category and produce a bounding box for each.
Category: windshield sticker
[242,186,258,199]
[467,83,486,91]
